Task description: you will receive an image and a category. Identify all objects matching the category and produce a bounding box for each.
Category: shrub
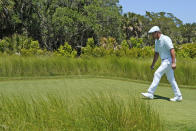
[81,38,96,57]
[20,40,46,56]
[129,37,144,48]
[175,43,196,58]
[86,38,95,48]
[81,38,149,57]
[100,37,118,49]
[0,34,32,54]
[0,34,48,56]
[0,39,9,53]
[55,42,77,57]
[81,45,93,56]
[121,40,129,48]
[140,46,154,58]
[92,46,106,57]
[126,48,141,58]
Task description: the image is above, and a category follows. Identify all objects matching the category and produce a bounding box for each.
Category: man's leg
[147,61,168,94]
[166,67,182,97]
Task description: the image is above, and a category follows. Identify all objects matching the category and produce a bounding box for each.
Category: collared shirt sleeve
[165,37,174,50]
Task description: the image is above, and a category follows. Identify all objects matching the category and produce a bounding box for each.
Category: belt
[161,58,168,61]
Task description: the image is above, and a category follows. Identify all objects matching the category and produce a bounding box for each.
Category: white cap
[148,26,160,33]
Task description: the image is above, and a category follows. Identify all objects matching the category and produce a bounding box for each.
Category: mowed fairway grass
[0,76,196,130]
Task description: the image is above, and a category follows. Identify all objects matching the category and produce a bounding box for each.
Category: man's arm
[151,52,159,69]
[170,48,176,70]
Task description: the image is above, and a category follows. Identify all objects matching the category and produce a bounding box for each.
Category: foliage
[122,12,146,39]
[175,43,196,58]
[121,40,129,48]
[92,46,106,57]
[100,37,118,49]
[0,0,123,50]
[0,0,196,58]
[0,34,32,54]
[81,45,93,57]
[20,48,47,56]
[54,42,77,57]
[0,34,47,56]
[81,37,195,59]
[129,37,144,48]
[179,23,196,43]
[86,38,95,48]
[140,46,154,57]
[82,37,152,58]
[1,0,196,50]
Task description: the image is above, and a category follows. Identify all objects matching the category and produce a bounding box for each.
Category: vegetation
[0,92,163,130]
[0,1,195,130]
[0,35,195,59]
[0,0,196,52]
[1,77,196,130]
[0,56,195,86]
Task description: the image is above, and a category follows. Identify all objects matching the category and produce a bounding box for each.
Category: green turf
[0,77,196,130]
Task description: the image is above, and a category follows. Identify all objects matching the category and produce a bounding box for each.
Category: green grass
[0,77,196,130]
[0,77,163,131]
[0,56,195,86]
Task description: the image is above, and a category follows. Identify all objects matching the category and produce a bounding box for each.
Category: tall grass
[0,93,164,130]
[0,56,195,86]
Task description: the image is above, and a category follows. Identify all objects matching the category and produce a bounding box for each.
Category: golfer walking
[141,26,182,102]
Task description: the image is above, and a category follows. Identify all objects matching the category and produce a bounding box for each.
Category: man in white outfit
[141,26,182,102]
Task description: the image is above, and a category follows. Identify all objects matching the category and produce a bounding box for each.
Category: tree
[145,11,183,44]
[180,23,196,43]
[122,12,148,40]
[0,0,17,38]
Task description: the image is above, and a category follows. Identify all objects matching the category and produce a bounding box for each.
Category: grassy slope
[0,77,196,130]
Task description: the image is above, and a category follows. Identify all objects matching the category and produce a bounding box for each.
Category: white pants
[148,59,182,97]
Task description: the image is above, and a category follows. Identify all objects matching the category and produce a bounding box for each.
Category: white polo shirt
[155,34,174,60]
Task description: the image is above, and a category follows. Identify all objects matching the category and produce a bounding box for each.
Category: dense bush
[0,35,195,59]
[54,42,77,57]
[175,43,196,58]
[0,34,32,54]
[82,37,153,58]
[130,37,144,48]
[81,38,94,56]
[81,37,195,58]
[0,34,48,56]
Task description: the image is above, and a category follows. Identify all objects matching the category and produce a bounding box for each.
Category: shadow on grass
[142,95,170,101]
[154,95,170,101]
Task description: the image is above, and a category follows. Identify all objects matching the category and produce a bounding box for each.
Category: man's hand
[151,65,154,70]
[171,63,176,70]
[151,52,159,70]
[170,49,176,70]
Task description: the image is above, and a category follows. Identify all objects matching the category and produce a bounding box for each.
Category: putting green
[0,76,195,130]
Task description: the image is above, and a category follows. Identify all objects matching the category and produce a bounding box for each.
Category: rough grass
[0,77,196,130]
[0,56,195,86]
[0,93,163,130]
